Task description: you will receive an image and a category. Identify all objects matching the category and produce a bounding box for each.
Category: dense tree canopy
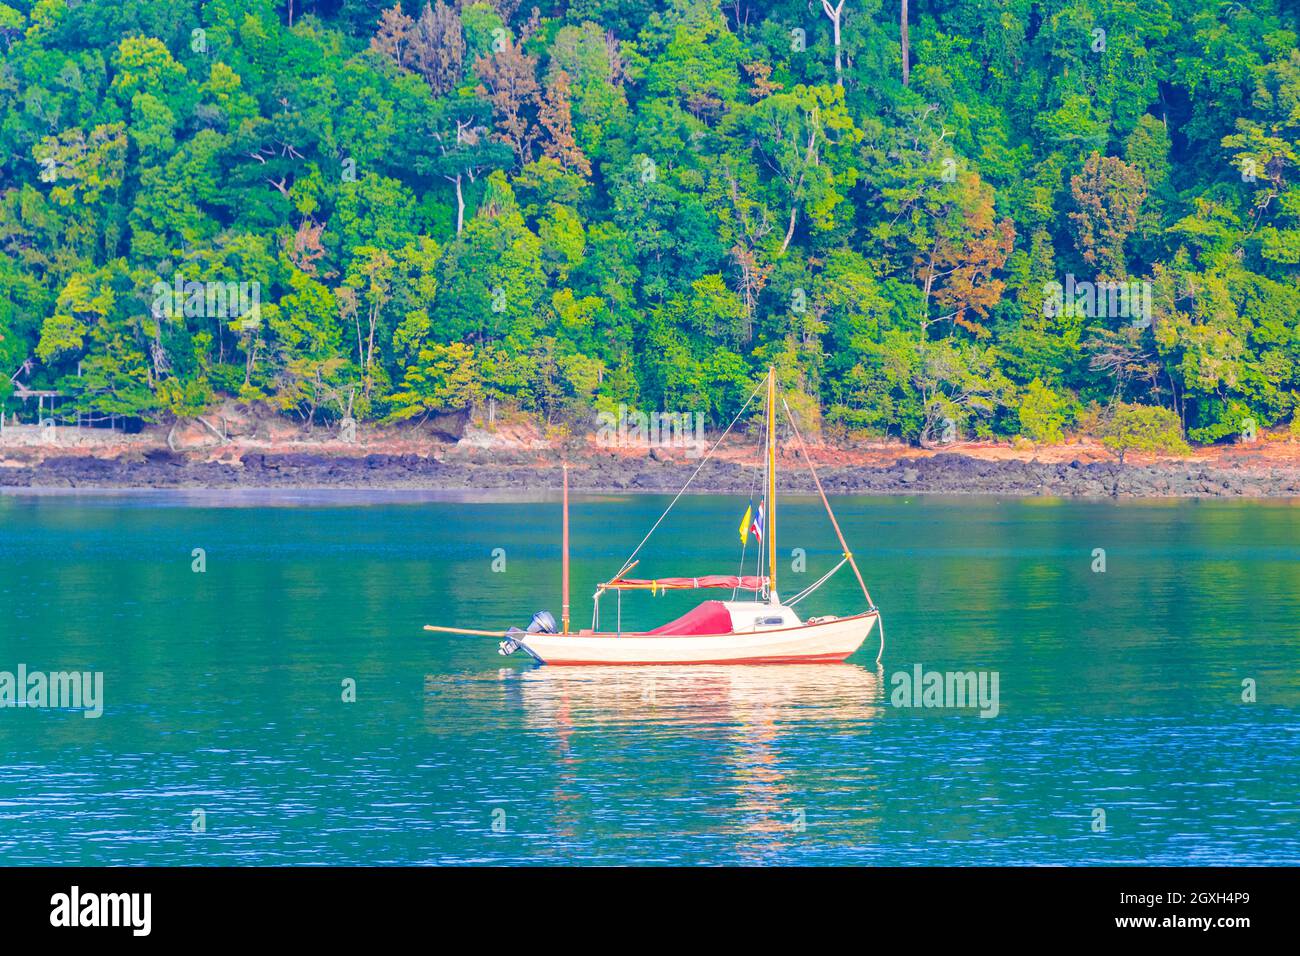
[1,0,1297,445]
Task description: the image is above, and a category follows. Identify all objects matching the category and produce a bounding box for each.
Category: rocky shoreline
[3,448,1299,497]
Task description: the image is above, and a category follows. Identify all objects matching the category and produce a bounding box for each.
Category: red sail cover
[617,575,766,590]
[647,600,734,635]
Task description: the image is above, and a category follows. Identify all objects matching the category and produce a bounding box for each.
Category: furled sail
[598,574,768,592]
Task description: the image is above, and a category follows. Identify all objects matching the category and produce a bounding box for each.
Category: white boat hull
[517,611,879,666]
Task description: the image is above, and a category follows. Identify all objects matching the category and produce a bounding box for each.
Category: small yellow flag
[739,504,753,544]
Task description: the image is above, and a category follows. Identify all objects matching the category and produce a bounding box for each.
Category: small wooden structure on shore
[2,359,126,436]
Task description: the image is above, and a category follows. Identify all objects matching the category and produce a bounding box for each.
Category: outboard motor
[498,610,555,660]
[528,611,557,635]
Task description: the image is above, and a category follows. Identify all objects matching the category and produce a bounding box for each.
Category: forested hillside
[1,0,1297,445]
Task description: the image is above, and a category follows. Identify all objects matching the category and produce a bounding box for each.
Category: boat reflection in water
[513,663,886,730]
[511,663,886,862]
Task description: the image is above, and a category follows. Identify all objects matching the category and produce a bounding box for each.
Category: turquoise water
[0,490,1296,865]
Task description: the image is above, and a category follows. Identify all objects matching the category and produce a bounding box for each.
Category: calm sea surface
[0,490,1296,865]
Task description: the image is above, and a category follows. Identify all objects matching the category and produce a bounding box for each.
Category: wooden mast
[562,461,571,634]
[766,367,777,604]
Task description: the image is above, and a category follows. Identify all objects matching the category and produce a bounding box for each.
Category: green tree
[1098,403,1191,464]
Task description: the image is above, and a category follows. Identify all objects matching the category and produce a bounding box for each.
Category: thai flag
[750,500,764,544]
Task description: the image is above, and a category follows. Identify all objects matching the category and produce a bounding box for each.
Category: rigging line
[733,470,760,601]
[780,394,875,609]
[786,556,848,607]
[733,536,746,601]
[614,378,766,578]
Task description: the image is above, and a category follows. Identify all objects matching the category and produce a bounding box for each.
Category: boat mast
[562,461,571,634]
[766,367,777,604]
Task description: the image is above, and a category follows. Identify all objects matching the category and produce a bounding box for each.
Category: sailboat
[424,368,883,665]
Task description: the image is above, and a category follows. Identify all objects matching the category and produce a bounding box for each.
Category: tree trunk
[779,117,817,256]
[821,1,845,86]
[196,416,229,443]
[901,0,910,87]
[833,19,842,84]
[779,205,797,255]
[455,174,465,235]
[354,313,364,373]
[366,306,378,397]
[244,338,258,388]
[920,239,938,331]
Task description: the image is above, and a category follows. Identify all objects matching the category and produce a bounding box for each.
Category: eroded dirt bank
[4,401,1299,496]
[4,441,1300,497]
